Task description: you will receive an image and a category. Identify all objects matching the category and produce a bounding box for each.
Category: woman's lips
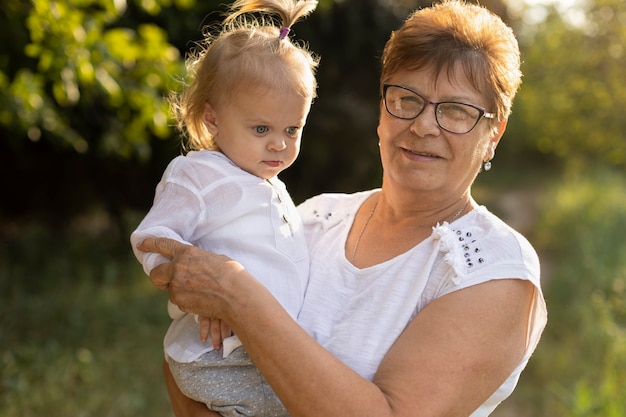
[402,148,441,160]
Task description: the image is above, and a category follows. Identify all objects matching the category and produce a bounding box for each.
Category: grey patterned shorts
[167,347,289,417]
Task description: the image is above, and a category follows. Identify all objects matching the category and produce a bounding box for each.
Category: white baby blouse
[296,190,547,417]
[130,150,309,362]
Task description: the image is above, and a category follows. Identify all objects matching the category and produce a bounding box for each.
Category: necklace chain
[448,200,470,224]
[350,198,470,263]
[351,201,378,262]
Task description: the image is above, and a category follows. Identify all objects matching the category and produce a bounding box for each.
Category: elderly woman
[139,1,547,416]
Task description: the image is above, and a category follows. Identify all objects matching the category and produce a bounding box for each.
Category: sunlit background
[1,0,624,416]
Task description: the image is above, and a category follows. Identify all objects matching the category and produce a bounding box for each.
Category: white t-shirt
[130,150,309,362]
[296,190,547,417]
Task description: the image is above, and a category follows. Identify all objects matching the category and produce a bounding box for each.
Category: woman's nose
[410,104,441,136]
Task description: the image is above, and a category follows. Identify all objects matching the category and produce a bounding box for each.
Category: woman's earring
[484,160,492,171]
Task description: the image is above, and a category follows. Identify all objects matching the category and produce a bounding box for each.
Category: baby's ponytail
[225,0,318,39]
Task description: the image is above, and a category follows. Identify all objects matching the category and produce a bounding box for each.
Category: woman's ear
[203,103,218,136]
[485,119,507,161]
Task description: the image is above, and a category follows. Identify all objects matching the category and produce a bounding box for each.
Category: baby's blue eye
[285,127,299,136]
[255,126,269,134]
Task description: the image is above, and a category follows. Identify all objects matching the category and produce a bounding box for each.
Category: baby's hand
[199,316,233,350]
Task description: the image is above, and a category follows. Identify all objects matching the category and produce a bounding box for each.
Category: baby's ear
[203,103,218,136]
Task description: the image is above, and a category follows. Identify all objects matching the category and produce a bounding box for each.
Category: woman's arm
[141,237,534,417]
[373,279,533,416]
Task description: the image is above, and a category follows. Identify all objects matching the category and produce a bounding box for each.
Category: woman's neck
[347,189,474,268]
[376,187,473,229]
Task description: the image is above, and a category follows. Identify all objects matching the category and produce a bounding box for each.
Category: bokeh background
[1,0,625,416]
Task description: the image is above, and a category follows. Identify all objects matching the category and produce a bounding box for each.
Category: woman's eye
[255,126,269,134]
[401,95,421,105]
[439,103,476,121]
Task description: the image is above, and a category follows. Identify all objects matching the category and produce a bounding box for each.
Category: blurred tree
[0,0,219,159]
[509,0,626,171]
[0,0,217,226]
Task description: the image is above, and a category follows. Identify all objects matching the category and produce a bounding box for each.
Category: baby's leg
[163,360,221,417]
[167,347,288,417]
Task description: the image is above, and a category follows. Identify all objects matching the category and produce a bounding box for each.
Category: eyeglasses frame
[382,84,496,134]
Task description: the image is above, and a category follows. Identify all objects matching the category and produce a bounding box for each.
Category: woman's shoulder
[471,206,538,261]
[434,206,540,287]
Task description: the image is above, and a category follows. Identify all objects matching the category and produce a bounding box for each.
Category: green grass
[0,217,174,417]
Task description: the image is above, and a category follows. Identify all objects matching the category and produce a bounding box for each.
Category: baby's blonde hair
[172,0,319,151]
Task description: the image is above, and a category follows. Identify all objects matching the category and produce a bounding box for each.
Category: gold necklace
[351,198,469,263]
[447,200,470,224]
[351,200,378,262]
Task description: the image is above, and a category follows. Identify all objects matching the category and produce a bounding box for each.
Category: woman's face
[377,64,503,198]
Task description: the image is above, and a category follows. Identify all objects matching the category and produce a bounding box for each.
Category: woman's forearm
[222,271,393,417]
[222,271,533,417]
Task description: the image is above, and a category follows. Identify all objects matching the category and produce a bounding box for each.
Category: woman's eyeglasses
[383,84,495,134]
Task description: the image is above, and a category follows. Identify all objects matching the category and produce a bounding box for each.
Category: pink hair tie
[279,26,291,40]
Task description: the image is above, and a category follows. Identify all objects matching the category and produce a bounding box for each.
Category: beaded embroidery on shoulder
[432,217,487,284]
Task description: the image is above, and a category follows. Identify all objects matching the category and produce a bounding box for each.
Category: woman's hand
[138,237,246,321]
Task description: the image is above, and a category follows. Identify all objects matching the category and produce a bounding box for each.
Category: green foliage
[512,0,626,168]
[2,0,188,159]
[507,168,626,416]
